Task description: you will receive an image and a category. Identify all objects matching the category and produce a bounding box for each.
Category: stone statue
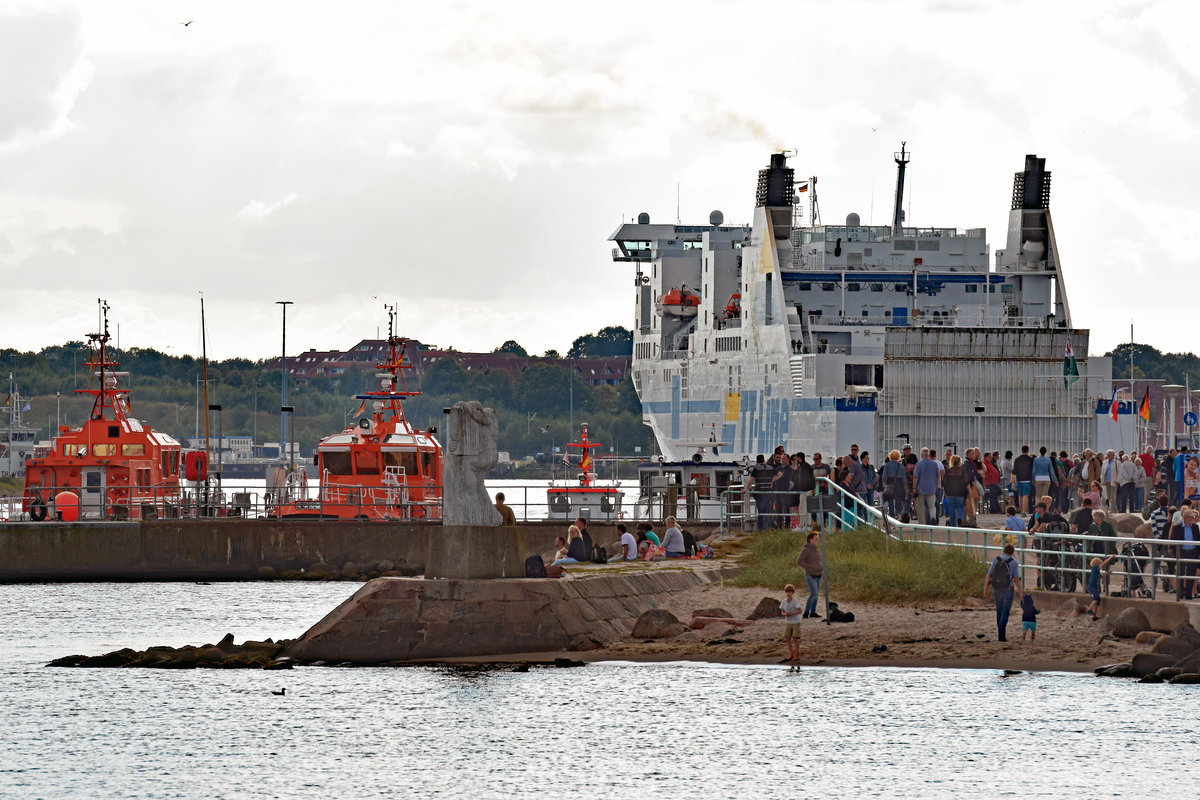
[442,400,502,526]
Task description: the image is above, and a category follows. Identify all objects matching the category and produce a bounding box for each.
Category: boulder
[688,616,751,630]
[631,609,687,639]
[1169,673,1200,684]
[1112,608,1151,639]
[749,596,783,620]
[1174,650,1200,675]
[1055,597,1090,617]
[1150,636,1197,661]
[217,633,238,654]
[1112,513,1143,535]
[1135,631,1166,645]
[692,607,734,620]
[305,562,340,578]
[1131,652,1178,677]
[1133,522,1153,539]
[1157,667,1184,680]
[1139,674,1165,683]
[1095,662,1137,678]
[1171,621,1200,650]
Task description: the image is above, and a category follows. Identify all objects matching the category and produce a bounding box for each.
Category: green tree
[567,326,633,358]
[543,349,561,358]
[494,340,528,358]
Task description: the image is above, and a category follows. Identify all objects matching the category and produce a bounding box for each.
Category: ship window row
[321,450,428,477]
[62,443,145,457]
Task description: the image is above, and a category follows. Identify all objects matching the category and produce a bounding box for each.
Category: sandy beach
[581,581,1144,673]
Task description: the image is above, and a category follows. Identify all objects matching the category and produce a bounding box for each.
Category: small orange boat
[22,302,183,521]
[276,308,442,520]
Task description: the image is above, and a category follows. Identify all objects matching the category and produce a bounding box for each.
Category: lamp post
[277,300,293,467]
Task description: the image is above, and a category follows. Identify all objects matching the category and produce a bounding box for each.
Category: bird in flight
[539,425,550,434]
[180,20,193,26]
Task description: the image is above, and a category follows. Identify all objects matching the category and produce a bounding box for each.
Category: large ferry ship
[611,147,1112,462]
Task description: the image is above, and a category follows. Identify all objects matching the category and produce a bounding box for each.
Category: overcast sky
[1,0,1194,363]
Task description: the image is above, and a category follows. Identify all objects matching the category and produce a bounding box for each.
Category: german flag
[1139,389,1150,421]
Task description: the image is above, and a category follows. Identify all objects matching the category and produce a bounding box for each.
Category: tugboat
[22,302,183,521]
[276,307,442,520]
[546,423,624,521]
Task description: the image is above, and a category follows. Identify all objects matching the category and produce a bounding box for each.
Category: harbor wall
[282,565,740,663]
[0,520,569,583]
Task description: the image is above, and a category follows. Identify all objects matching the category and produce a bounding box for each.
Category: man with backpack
[983,543,1022,642]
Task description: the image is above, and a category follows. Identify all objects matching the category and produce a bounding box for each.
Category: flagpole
[1123,321,1132,453]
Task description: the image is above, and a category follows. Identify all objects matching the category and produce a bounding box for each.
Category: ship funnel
[756,153,795,208]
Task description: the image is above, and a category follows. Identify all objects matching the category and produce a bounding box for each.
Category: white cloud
[236,193,297,219]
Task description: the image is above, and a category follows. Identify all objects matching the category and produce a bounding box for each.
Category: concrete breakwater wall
[0,520,571,583]
[283,566,740,663]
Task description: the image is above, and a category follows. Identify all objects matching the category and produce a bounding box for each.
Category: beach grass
[731,526,986,603]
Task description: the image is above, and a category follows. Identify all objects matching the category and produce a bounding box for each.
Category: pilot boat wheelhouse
[277,310,443,520]
[546,424,624,521]
[23,305,182,521]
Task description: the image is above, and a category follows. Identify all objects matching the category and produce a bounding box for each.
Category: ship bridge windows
[870,283,884,292]
[121,443,145,456]
[847,283,861,291]
[894,240,916,251]
[321,450,353,475]
[798,282,811,291]
[821,282,835,291]
[108,425,120,438]
[383,450,418,475]
[93,444,116,456]
[421,452,435,475]
[354,451,380,475]
[966,284,978,293]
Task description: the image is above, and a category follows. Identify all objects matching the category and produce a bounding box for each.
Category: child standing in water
[1020,594,1039,640]
[780,584,803,662]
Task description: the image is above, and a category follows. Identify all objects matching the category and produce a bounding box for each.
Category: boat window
[385,434,415,445]
[323,434,356,445]
[93,444,116,456]
[715,471,736,491]
[383,451,418,474]
[421,452,434,476]
[798,282,811,291]
[122,444,145,456]
[354,451,380,475]
[62,444,81,456]
[321,451,353,475]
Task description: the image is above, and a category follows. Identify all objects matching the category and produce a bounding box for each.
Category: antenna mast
[892,141,910,237]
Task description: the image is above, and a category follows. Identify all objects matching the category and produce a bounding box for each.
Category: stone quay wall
[282,565,741,663]
[0,520,574,583]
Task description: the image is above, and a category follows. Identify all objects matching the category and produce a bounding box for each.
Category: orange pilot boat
[276,307,442,521]
[22,302,183,521]
[546,423,624,521]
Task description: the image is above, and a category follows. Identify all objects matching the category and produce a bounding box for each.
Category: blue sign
[1186,412,1198,427]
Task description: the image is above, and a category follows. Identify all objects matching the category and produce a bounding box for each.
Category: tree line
[0,326,654,459]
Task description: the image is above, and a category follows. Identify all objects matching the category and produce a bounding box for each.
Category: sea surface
[0,582,1194,799]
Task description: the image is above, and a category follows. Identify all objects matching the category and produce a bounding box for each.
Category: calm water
[0,582,1194,799]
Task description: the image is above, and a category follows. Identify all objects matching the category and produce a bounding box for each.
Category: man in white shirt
[616,523,638,561]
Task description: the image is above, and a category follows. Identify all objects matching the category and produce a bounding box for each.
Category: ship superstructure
[611,148,1110,461]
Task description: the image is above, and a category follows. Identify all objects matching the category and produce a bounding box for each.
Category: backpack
[590,545,608,564]
[989,556,1013,590]
[525,554,546,578]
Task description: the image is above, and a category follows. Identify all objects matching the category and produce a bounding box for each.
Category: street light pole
[277,301,293,467]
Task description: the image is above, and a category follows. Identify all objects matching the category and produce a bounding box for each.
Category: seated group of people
[550,515,690,566]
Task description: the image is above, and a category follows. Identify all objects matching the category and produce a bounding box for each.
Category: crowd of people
[746,441,1200,530]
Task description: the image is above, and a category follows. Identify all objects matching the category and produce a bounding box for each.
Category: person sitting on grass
[661,516,686,558]
[552,526,587,566]
[780,584,803,662]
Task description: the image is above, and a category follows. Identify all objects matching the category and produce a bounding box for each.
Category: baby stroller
[1117,541,1153,598]
[1037,521,1081,593]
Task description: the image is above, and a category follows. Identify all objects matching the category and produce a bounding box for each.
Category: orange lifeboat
[276,306,443,521]
[21,301,183,521]
[659,286,700,319]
